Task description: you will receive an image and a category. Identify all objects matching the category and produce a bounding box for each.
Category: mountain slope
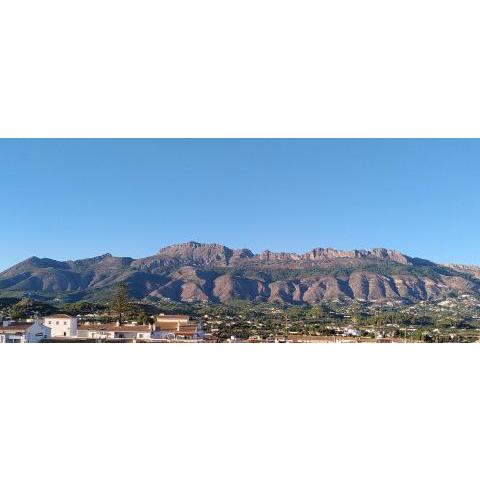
[1,242,479,304]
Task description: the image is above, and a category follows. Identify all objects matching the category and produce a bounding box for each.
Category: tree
[9,298,57,320]
[61,301,105,316]
[111,282,131,325]
[375,315,386,337]
[136,311,150,325]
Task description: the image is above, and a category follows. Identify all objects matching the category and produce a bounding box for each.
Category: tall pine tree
[111,282,130,325]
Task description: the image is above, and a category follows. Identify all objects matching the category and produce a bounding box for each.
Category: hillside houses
[73,314,204,342]
[0,309,205,343]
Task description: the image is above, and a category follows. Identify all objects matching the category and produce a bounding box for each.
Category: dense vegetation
[2,287,479,342]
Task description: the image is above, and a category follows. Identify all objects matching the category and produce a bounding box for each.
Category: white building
[0,319,51,343]
[152,316,204,341]
[43,314,77,337]
[76,323,151,341]
[156,314,190,324]
[345,327,360,337]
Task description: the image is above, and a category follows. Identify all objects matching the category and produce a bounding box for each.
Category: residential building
[0,319,51,343]
[156,314,190,325]
[43,314,78,337]
[287,335,335,343]
[154,314,199,339]
[76,323,152,341]
[152,319,204,341]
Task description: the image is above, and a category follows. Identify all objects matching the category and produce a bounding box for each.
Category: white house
[154,314,191,336]
[0,319,51,343]
[156,314,190,325]
[152,318,204,341]
[345,327,361,337]
[76,323,151,341]
[43,314,78,337]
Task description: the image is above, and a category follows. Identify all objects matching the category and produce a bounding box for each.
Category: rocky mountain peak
[2,242,468,305]
[155,242,254,266]
[301,247,411,265]
[258,250,300,261]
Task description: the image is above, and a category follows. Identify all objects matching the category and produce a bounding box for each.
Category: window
[56,321,59,325]
[64,321,67,325]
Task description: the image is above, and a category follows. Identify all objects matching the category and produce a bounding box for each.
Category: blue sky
[1,139,479,271]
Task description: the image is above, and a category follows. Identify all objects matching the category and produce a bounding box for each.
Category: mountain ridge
[1,242,478,304]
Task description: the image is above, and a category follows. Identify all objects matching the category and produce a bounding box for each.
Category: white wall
[77,329,150,340]
[43,316,77,338]
[77,330,115,340]
[26,323,51,343]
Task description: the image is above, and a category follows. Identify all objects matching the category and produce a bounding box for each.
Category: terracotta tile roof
[156,315,190,321]
[178,325,198,334]
[78,323,151,333]
[111,325,151,333]
[155,322,179,332]
[287,335,334,342]
[0,322,32,333]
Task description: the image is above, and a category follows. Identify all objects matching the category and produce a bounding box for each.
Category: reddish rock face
[301,247,410,265]
[0,242,478,304]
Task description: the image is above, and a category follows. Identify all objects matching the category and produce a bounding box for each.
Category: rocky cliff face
[301,247,411,264]
[1,242,479,304]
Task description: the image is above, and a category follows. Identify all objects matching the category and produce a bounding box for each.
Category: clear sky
[1,139,479,271]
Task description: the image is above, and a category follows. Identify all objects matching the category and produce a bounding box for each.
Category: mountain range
[1,241,479,304]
